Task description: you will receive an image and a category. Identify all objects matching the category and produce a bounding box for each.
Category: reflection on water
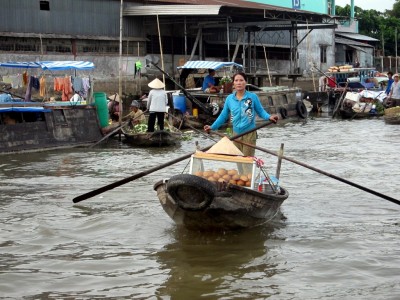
[155,224,284,299]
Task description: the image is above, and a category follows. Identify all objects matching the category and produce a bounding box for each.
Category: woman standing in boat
[146,78,168,132]
[204,72,278,157]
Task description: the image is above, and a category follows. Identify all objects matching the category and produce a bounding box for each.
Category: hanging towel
[62,76,72,101]
[39,76,46,97]
[22,71,29,86]
[72,76,83,93]
[25,76,33,101]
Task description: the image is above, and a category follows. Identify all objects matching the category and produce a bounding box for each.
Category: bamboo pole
[118,0,123,129]
[156,15,166,87]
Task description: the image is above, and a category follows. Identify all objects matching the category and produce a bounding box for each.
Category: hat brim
[206,136,244,156]
[108,94,120,102]
[148,78,165,89]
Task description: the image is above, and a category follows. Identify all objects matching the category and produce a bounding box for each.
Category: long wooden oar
[90,110,147,148]
[211,131,400,206]
[167,113,218,142]
[72,121,274,203]
[90,121,129,148]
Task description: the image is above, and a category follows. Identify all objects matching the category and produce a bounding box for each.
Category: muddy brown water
[0,116,399,299]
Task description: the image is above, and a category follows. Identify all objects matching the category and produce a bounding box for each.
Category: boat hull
[383,115,400,124]
[154,174,289,230]
[0,103,103,154]
[122,129,181,147]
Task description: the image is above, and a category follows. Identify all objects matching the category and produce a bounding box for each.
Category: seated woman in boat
[123,100,146,127]
[202,69,221,93]
[107,93,120,122]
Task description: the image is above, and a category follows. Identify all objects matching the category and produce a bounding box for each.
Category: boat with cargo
[0,61,106,154]
[153,137,289,230]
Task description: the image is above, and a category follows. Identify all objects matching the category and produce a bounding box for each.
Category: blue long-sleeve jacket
[210,91,270,134]
[386,79,394,95]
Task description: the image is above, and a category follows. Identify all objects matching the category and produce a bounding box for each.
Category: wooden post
[157,15,166,86]
[118,0,123,134]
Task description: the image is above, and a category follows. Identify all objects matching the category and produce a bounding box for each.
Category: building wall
[297,28,336,74]
[0,0,142,37]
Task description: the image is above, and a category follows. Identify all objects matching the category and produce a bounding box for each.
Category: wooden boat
[335,90,385,119]
[153,143,289,230]
[0,60,104,154]
[384,107,400,124]
[0,101,103,154]
[121,126,182,147]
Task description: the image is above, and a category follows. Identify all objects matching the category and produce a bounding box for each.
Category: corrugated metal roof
[125,0,323,17]
[124,5,222,16]
[144,0,293,12]
[336,32,379,42]
[335,37,374,48]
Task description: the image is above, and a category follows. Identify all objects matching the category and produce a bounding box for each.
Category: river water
[0,116,399,299]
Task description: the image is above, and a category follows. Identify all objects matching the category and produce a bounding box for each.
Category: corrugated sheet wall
[0,0,142,37]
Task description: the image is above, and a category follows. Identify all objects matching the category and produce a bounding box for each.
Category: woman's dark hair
[233,72,247,82]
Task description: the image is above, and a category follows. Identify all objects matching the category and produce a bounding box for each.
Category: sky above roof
[334,0,395,12]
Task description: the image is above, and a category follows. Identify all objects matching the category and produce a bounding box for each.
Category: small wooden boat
[122,127,182,147]
[384,107,400,124]
[153,140,289,230]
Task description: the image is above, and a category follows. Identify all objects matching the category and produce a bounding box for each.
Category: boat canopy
[178,61,243,71]
[0,107,52,113]
[0,61,95,70]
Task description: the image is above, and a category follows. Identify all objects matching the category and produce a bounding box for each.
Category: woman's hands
[204,125,211,132]
[269,114,279,123]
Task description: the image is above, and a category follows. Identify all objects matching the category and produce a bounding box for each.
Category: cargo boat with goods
[121,122,183,147]
[383,106,400,124]
[153,137,289,230]
[0,61,109,154]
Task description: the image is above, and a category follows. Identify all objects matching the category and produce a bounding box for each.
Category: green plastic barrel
[93,92,109,128]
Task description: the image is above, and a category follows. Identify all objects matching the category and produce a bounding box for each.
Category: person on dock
[204,72,279,157]
[202,69,221,93]
[385,71,394,95]
[147,78,167,132]
[388,73,400,108]
[124,100,146,127]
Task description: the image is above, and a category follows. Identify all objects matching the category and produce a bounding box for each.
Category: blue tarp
[0,107,51,112]
[177,61,243,70]
[0,61,95,70]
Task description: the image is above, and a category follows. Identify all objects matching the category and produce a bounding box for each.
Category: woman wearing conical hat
[146,78,168,132]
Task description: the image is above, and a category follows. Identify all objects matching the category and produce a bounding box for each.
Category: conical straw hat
[148,78,165,89]
[206,136,244,156]
[108,93,120,102]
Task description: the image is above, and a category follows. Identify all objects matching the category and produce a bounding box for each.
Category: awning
[0,62,41,69]
[0,107,52,112]
[178,61,243,70]
[0,61,95,70]
[347,44,366,53]
[336,32,379,42]
[39,61,95,70]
